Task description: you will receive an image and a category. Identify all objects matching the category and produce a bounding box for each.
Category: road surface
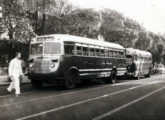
[0,75,165,120]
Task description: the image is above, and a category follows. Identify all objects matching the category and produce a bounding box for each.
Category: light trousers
[7,75,20,94]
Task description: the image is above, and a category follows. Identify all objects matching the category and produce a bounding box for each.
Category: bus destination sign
[37,37,54,42]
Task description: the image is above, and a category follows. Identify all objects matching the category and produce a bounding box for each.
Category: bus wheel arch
[65,67,79,89]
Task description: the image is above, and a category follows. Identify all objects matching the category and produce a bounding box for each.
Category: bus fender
[66,66,79,76]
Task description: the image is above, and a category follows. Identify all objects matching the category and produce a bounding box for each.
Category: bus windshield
[30,43,43,55]
[44,42,61,54]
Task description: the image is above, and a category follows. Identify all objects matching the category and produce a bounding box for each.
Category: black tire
[65,70,77,89]
[31,79,43,89]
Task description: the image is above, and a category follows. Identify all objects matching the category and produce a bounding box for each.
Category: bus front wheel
[65,70,77,89]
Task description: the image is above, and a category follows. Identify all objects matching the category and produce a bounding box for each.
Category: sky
[68,0,165,34]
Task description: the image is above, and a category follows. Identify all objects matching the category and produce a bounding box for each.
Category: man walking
[7,52,23,97]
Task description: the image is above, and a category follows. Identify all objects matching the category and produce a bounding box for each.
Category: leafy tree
[43,8,100,39]
[2,0,35,58]
[135,31,153,50]
[24,0,74,35]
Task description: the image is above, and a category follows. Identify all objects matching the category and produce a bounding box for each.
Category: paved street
[0,75,165,120]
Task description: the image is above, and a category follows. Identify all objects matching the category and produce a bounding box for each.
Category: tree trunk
[41,13,46,34]
[35,10,38,34]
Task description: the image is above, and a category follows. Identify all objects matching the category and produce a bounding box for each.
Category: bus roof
[33,34,125,50]
[126,48,152,57]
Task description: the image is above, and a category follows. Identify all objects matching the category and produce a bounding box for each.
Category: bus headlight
[29,63,34,68]
[50,63,55,68]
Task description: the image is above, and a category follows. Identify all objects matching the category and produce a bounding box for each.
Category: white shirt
[8,58,23,76]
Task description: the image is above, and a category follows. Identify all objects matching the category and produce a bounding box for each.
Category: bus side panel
[62,56,77,74]
[113,58,126,76]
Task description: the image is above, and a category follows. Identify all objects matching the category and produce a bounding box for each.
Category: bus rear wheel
[65,70,77,89]
[31,79,43,89]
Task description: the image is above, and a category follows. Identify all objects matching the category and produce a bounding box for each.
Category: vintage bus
[27,34,127,89]
[125,48,152,79]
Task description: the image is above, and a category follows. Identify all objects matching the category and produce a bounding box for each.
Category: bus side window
[105,49,108,57]
[109,50,113,57]
[113,51,117,58]
[76,46,82,56]
[89,48,95,56]
[95,48,100,57]
[64,44,75,55]
[116,51,120,58]
[83,47,88,56]
[121,52,125,58]
[100,49,105,57]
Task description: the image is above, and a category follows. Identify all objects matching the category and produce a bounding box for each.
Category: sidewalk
[0,75,30,87]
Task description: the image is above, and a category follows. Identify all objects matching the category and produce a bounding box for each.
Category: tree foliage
[1,0,165,64]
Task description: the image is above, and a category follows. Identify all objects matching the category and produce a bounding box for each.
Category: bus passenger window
[76,46,82,55]
[100,49,105,57]
[83,47,88,56]
[95,49,100,57]
[64,45,75,55]
[113,51,117,58]
[116,51,120,58]
[109,50,113,57]
[89,48,95,56]
[105,49,108,57]
[121,52,124,58]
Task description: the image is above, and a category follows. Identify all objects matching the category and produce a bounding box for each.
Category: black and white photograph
[0,0,165,120]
